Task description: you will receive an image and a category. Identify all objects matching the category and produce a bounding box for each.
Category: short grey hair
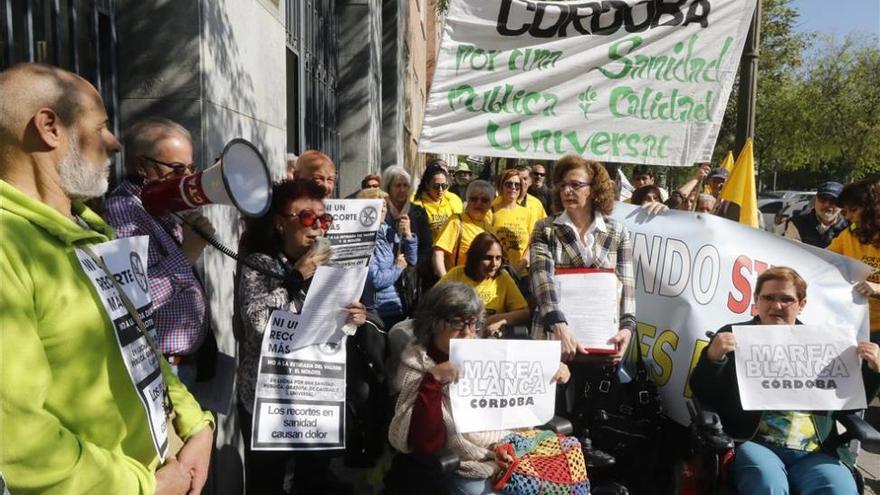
[465,179,494,200]
[413,282,484,348]
[123,117,192,173]
[382,166,412,194]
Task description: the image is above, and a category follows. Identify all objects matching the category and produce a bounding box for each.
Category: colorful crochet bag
[492,430,590,495]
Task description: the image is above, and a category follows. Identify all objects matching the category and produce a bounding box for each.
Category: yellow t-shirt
[492,194,546,227]
[441,266,527,315]
[828,228,880,333]
[434,213,493,268]
[491,204,533,270]
[412,193,464,242]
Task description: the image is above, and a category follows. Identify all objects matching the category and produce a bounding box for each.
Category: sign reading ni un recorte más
[418,0,757,166]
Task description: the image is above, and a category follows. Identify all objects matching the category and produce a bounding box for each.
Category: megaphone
[142,138,272,218]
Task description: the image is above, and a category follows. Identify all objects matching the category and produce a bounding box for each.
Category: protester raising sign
[419,0,757,166]
[609,203,874,425]
[449,339,560,433]
[733,325,866,411]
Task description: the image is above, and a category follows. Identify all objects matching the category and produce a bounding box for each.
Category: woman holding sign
[690,267,880,495]
[389,282,569,495]
[828,179,880,340]
[234,179,367,495]
[529,156,635,363]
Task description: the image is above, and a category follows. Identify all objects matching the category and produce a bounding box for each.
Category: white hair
[381,166,412,193]
[58,131,111,199]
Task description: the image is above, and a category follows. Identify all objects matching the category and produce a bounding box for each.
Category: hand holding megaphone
[180,212,216,264]
[142,138,272,218]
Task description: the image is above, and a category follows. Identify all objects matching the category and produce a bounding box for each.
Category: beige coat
[388,341,510,479]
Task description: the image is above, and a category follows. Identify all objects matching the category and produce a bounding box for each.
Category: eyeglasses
[280,209,334,231]
[140,156,194,177]
[503,181,522,190]
[758,294,799,307]
[532,172,546,178]
[445,316,479,333]
[430,183,450,191]
[557,181,592,191]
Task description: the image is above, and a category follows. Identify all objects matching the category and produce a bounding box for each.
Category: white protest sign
[251,310,347,450]
[74,236,169,460]
[556,268,619,352]
[608,203,873,425]
[450,339,560,433]
[734,325,865,411]
[419,0,756,165]
[324,199,383,266]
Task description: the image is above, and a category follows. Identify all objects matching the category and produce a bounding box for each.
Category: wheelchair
[382,320,630,495]
[679,399,880,495]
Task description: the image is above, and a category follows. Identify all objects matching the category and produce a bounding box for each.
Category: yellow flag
[720,151,734,172]
[718,139,759,228]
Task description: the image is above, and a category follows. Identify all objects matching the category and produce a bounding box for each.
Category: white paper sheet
[291,265,368,350]
[733,325,866,411]
[555,269,619,351]
[449,339,560,433]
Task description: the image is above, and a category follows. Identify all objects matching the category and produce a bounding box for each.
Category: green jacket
[0,180,213,494]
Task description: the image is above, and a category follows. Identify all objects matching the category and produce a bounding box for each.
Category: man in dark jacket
[783,181,849,248]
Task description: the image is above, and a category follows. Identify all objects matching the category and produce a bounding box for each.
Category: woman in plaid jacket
[529,155,636,365]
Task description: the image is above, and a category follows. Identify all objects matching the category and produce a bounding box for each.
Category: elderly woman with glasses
[691,266,880,495]
[530,155,634,364]
[432,180,495,279]
[389,282,569,495]
[234,179,366,495]
[491,169,535,278]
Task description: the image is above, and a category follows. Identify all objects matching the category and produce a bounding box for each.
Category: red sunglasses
[281,209,334,231]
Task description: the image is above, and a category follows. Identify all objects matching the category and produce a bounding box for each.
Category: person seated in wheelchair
[388,281,570,495]
[439,232,530,338]
[690,266,880,495]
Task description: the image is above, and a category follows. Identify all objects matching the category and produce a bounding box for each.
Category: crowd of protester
[2,62,880,495]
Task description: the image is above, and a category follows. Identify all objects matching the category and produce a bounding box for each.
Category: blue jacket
[363,223,418,320]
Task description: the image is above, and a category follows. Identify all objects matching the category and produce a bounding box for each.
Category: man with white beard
[0,63,213,495]
[783,181,849,248]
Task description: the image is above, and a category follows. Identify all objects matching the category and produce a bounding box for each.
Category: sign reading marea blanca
[733,325,867,412]
[419,0,757,166]
[450,339,560,433]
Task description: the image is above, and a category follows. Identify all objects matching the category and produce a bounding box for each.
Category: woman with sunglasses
[389,282,569,495]
[412,160,464,241]
[234,179,365,495]
[432,180,495,279]
[828,179,880,340]
[440,232,529,338]
[491,169,535,279]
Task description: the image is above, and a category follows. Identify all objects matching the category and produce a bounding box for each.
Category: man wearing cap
[449,162,472,201]
[707,167,741,221]
[783,181,849,248]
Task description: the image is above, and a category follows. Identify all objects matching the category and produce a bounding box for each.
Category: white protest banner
[251,310,347,450]
[450,339,560,433]
[733,325,865,411]
[419,0,756,166]
[324,199,383,266]
[608,203,873,425]
[74,237,170,460]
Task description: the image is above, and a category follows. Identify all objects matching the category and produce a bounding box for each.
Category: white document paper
[734,325,866,411]
[449,339,560,433]
[251,310,347,451]
[292,265,368,350]
[555,269,619,352]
